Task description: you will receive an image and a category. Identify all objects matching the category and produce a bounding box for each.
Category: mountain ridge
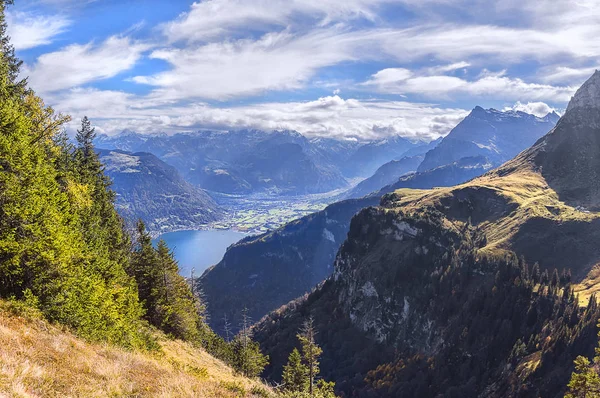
[99,148,223,234]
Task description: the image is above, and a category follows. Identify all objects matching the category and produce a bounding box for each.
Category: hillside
[252,72,600,397]
[0,301,272,398]
[100,149,223,234]
[200,108,546,336]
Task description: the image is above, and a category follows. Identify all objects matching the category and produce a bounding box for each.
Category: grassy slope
[0,302,272,398]
[383,160,600,303]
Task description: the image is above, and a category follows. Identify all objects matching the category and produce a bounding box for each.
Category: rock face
[566,70,600,112]
[517,70,600,211]
[253,72,600,397]
[99,149,222,234]
[418,107,559,172]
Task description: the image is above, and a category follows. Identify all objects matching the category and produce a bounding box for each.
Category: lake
[153,230,247,277]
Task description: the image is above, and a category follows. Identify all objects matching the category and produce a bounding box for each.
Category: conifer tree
[299,317,323,397]
[0,1,145,347]
[75,116,98,168]
[0,0,26,96]
[282,348,309,393]
[129,221,206,341]
[566,356,600,397]
[231,308,269,377]
[281,317,336,397]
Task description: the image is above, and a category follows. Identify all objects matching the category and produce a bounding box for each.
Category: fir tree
[231,308,269,377]
[129,221,206,341]
[75,116,97,165]
[566,356,600,398]
[0,0,27,96]
[0,3,145,347]
[282,348,309,392]
[299,317,323,397]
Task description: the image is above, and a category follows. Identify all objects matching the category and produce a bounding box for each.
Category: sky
[6,0,600,141]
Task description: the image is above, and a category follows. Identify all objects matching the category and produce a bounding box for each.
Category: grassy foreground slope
[0,302,272,398]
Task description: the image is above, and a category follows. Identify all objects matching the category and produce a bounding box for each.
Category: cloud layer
[10,0,600,139]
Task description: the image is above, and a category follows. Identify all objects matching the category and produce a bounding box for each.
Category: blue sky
[7,0,599,140]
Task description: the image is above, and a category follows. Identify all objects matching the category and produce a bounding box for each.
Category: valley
[209,185,353,234]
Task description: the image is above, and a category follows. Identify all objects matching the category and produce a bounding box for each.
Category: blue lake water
[153,230,247,277]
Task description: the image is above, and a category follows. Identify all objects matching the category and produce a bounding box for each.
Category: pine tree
[282,348,309,392]
[75,116,97,166]
[129,221,206,341]
[298,317,323,397]
[0,0,27,96]
[281,316,337,397]
[223,314,232,342]
[231,308,269,377]
[566,356,600,398]
[0,3,145,347]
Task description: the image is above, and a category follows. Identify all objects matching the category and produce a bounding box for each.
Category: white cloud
[427,62,470,74]
[50,88,468,141]
[22,0,600,140]
[161,0,397,43]
[6,11,70,50]
[375,24,600,65]
[23,36,149,93]
[540,66,600,84]
[135,16,596,102]
[503,101,557,117]
[363,68,576,102]
[133,28,372,100]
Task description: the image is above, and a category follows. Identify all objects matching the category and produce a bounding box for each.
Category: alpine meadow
[2,1,600,398]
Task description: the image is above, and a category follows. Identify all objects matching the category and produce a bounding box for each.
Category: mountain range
[199,107,557,333]
[96,130,433,196]
[251,71,600,397]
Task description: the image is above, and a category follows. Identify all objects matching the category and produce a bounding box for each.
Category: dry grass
[389,167,596,246]
[0,302,273,398]
[574,265,600,306]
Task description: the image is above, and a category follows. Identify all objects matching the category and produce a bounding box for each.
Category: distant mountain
[343,136,423,178]
[99,149,222,234]
[97,130,349,195]
[345,155,424,199]
[345,109,551,201]
[253,72,600,397]
[376,156,494,196]
[309,137,361,169]
[401,137,443,158]
[418,107,559,172]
